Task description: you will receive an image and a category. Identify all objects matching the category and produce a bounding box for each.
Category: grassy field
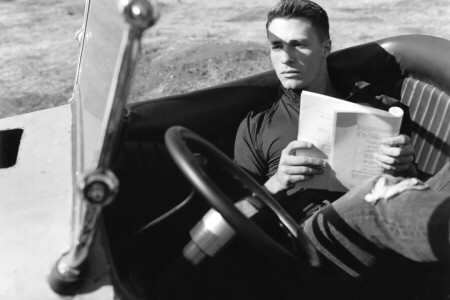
[1,0,449,118]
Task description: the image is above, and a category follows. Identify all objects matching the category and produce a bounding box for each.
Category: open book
[294,91,404,192]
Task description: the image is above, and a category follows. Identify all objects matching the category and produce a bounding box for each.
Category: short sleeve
[233,112,267,184]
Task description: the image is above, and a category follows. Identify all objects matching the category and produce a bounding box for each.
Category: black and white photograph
[1,0,449,299]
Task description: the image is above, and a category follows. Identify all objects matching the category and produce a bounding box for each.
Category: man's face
[267,17,331,90]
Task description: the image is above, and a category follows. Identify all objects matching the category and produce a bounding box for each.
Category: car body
[1,0,449,299]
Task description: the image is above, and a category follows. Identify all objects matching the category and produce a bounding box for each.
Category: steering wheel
[164,126,320,267]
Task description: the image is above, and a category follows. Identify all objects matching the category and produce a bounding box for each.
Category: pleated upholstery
[401,77,450,175]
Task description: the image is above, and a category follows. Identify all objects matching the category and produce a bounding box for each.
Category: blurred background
[0,0,449,118]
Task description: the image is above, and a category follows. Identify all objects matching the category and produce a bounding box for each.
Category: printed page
[330,108,403,191]
[295,91,402,191]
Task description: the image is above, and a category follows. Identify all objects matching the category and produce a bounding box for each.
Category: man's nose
[280,49,293,64]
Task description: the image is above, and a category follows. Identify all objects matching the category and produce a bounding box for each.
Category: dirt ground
[1,0,449,118]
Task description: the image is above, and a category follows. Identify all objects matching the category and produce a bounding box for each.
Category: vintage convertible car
[1,0,449,299]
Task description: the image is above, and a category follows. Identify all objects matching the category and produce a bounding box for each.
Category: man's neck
[305,69,344,98]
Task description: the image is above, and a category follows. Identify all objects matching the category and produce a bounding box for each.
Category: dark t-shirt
[234,87,301,182]
[233,77,411,220]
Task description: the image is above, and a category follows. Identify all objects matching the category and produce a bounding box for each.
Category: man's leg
[425,160,450,193]
[303,163,450,277]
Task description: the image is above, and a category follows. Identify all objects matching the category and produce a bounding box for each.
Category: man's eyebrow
[291,37,309,43]
[269,40,282,44]
[269,38,309,45]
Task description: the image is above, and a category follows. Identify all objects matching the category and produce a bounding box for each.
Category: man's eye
[295,43,307,48]
[270,45,282,50]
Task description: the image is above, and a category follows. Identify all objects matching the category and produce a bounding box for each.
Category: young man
[234,0,416,214]
[234,0,449,285]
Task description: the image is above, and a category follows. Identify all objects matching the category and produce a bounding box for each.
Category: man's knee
[425,161,450,192]
[303,174,450,276]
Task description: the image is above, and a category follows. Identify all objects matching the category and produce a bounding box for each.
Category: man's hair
[266,0,330,42]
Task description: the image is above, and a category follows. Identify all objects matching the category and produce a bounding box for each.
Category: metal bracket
[80,168,119,206]
[120,0,160,30]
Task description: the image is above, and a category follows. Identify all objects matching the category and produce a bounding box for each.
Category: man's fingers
[374,152,414,166]
[282,154,325,167]
[381,134,410,146]
[375,136,415,174]
[283,165,324,175]
[283,140,313,155]
[288,174,314,182]
[378,144,415,157]
[375,159,410,171]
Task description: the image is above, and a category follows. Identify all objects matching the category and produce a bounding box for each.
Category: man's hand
[374,134,417,176]
[265,140,325,194]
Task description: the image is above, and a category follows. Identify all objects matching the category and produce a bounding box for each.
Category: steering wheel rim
[164,126,320,267]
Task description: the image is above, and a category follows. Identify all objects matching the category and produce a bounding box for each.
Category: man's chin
[280,79,304,90]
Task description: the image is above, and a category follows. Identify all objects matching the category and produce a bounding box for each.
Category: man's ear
[322,39,332,57]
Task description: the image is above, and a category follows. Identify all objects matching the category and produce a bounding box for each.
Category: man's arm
[233,114,268,184]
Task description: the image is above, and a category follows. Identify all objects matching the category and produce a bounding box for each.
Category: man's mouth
[281,70,301,78]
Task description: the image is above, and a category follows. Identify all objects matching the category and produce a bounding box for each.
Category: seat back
[402,78,450,174]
